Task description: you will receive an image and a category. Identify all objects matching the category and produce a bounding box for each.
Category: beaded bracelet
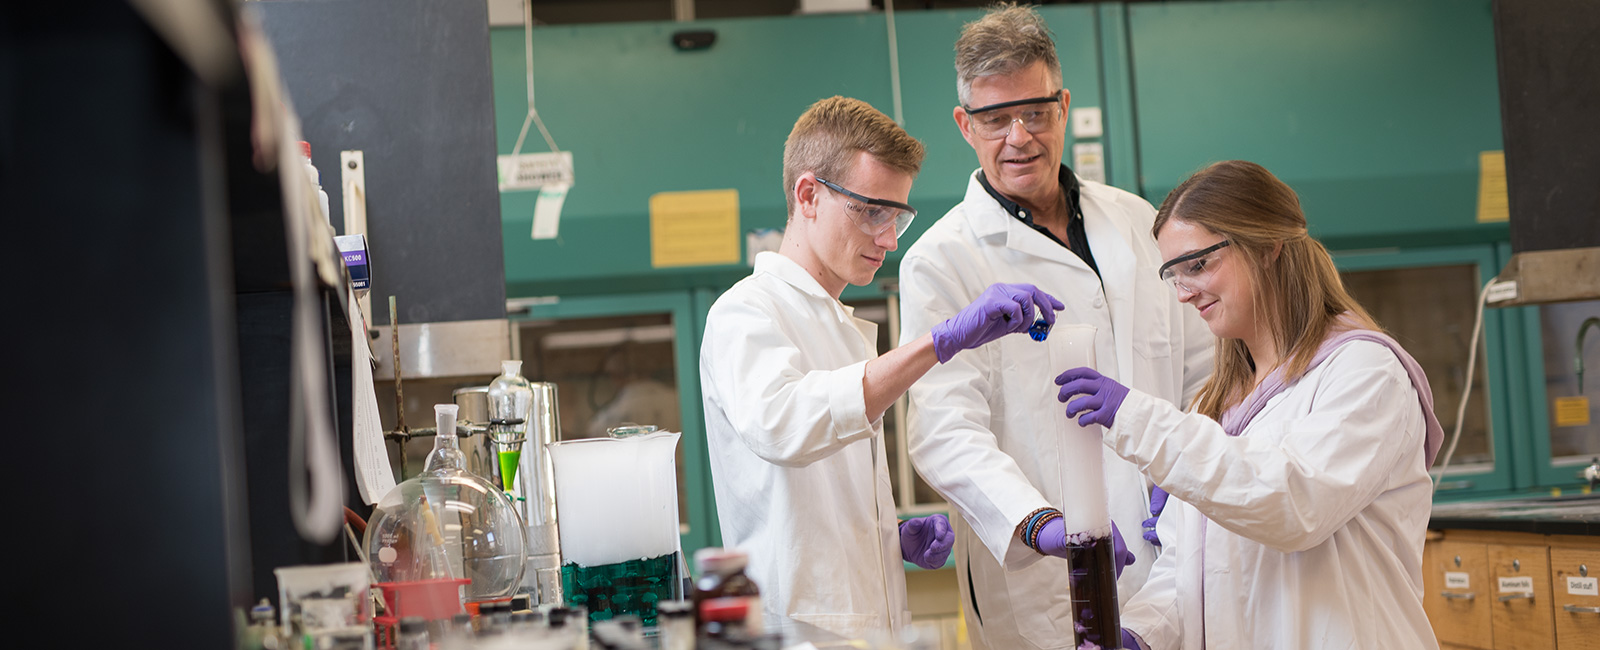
[1028,512,1063,551]
[1015,507,1065,552]
[1014,507,1055,544]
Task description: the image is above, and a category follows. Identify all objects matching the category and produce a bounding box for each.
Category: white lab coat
[1113,340,1438,649]
[700,252,909,644]
[898,171,1214,650]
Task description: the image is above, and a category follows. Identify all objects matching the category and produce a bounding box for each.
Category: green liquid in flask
[497,449,521,491]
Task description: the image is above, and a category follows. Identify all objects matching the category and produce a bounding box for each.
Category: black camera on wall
[672,30,716,52]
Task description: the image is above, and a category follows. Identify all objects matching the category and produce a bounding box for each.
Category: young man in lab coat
[896,6,1214,649]
[700,96,1063,644]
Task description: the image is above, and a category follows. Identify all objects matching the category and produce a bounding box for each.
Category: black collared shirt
[976,165,1101,280]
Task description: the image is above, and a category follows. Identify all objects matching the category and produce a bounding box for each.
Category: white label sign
[1445,572,1470,589]
[1568,576,1599,596]
[1498,576,1534,594]
[499,151,574,192]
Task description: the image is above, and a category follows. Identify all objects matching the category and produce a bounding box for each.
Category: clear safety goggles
[816,177,918,238]
[962,93,1064,140]
[1158,240,1231,295]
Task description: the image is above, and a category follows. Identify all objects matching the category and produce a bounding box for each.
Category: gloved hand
[899,514,954,570]
[1054,366,1131,428]
[1036,520,1138,579]
[1121,628,1147,650]
[931,283,1064,363]
[1142,485,1170,547]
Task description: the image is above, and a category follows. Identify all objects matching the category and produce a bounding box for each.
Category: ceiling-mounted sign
[499,151,574,192]
[649,189,740,268]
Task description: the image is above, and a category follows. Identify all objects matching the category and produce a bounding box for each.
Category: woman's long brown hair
[1153,160,1381,420]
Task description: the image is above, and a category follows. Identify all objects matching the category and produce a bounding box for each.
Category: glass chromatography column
[1051,324,1121,649]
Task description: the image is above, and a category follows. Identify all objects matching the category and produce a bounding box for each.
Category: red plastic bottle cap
[699,598,749,622]
[300,141,312,158]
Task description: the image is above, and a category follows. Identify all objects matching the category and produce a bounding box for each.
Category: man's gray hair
[954,3,1063,107]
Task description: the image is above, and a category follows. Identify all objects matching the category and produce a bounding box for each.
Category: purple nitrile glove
[1054,366,1132,428]
[1121,628,1148,650]
[930,283,1065,363]
[1142,485,1170,547]
[899,514,954,570]
[1035,520,1137,579]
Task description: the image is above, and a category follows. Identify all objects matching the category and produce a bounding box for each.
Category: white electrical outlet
[1072,107,1103,139]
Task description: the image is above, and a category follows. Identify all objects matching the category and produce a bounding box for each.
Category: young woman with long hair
[1055,160,1445,649]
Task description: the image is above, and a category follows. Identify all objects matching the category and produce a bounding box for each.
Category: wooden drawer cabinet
[1550,547,1600,650]
[1427,539,1494,648]
[1425,530,1600,650]
[1488,544,1554,649]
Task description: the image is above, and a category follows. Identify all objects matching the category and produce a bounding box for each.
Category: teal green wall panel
[1127,0,1505,250]
[494,15,894,297]
[494,8,1106,297]
[1096,4,1140,193]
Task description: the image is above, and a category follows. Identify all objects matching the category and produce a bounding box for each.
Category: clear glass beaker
[547,430,684,626]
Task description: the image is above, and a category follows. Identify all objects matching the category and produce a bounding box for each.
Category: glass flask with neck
[485,360,564,607]
[365,404,529,618]
[486,361,532,492]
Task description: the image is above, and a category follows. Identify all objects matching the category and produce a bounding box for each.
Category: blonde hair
[954,2,1063,106]
[782,96,924,218]
[1153,160,1381,419]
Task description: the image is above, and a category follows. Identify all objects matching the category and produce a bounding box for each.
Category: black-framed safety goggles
[962,93,1063,115]
[1158,240,1231,283]
[961,93,1065,140]
[816,177,918,237]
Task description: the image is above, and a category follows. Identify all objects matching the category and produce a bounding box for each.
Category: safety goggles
[816,177,918,237]
[1158,240,1231,295]
[961,93,1064,140]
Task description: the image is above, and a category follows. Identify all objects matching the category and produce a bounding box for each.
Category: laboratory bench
[1423,494,1600,650]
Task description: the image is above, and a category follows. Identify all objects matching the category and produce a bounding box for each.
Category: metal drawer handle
[1441,591,1477,600]
[1498,592,1535,603]
[1565,604,1600,614]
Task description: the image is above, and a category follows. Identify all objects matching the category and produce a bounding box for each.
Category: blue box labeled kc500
[335,234,370,291]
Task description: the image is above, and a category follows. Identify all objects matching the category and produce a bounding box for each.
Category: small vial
[396,617,429,650]
[656,601,694,650]
[1028,318,1051,341]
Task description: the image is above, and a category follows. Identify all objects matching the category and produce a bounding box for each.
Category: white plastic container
[274,562,374,649]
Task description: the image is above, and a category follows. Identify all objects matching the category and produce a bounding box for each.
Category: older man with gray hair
[897,4,1214,648]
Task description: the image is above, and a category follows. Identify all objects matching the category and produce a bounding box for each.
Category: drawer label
[1569,576,1599,596]
[1498,576,1534,594]
[1445,572,1470,589]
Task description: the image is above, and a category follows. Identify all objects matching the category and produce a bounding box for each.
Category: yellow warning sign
[1477,151,1509,223]
[1553,396,1591,428]
[650,189,741,268]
